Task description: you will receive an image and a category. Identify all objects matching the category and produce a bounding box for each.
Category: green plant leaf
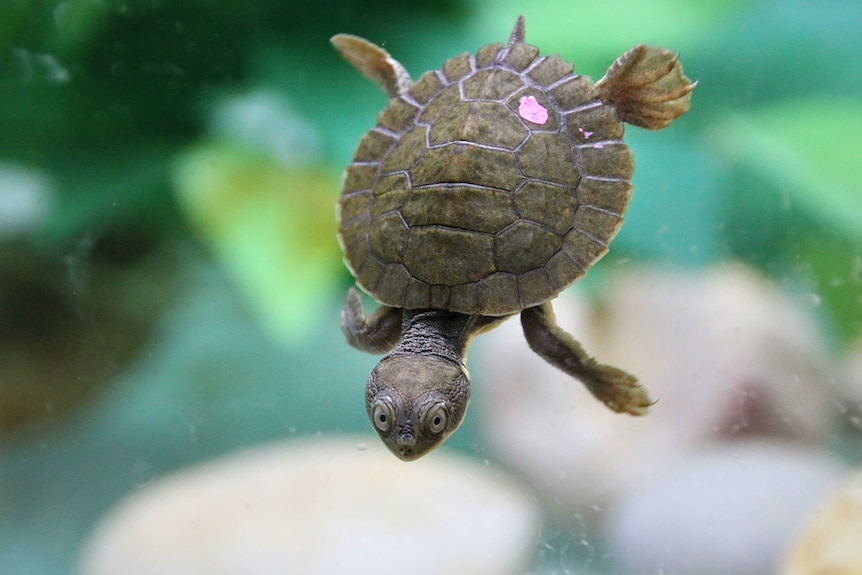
[714,97,862,242]
[173,143,342,345]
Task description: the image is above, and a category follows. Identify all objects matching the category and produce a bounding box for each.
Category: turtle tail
[508,15,526,45]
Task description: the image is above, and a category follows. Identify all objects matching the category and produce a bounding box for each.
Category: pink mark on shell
[518,96,548,125]
[578,127,594,139]
[594,143,605,149]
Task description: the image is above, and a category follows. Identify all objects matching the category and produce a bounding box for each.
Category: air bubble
[10,48,71,84]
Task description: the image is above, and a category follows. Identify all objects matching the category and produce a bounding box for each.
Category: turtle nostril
[396,433,416,456]
[397,437,415,449]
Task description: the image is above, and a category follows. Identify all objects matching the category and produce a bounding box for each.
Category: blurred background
[1,0,860,573]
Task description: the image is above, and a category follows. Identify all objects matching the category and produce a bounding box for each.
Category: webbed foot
[331,34,412,98]
[575,361,653,416]
[595,44,696,130]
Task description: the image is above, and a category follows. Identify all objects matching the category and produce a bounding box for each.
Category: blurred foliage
[0,0,860,573]
[174,142,341,342]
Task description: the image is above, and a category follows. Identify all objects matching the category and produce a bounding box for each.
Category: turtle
[331,16,695,461]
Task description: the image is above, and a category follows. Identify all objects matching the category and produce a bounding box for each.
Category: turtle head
[366,353,470,461]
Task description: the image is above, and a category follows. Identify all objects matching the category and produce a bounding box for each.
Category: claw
[588,365,653,416]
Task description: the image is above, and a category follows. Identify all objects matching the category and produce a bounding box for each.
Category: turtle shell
[338,40,633,317]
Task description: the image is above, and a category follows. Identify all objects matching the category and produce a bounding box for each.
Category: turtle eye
[371,399,395,433]
[423,403,448,435]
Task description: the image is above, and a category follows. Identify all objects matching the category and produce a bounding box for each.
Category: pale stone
[78,436,538,575]
[838,343,862,424]
[782,466,862,575]
[606,441,845,575]
[476,264,837,520]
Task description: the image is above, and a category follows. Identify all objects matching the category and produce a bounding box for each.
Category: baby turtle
[332,16,694,460]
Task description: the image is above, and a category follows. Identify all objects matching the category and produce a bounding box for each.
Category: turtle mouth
[393,445,422,461]
[388,431,425,461]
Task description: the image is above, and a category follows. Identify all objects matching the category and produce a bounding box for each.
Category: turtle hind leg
[330,34,412,98]
[595,44,696,130]
[341,288,403,354]
[520,302,652,415]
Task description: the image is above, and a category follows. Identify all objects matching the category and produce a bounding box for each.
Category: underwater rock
[782,465,862,574]
[477,264,837,519]
[606,440,845,575]
[838,343,862,430]
[78,436,538,575]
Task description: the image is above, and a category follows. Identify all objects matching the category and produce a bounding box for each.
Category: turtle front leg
[341,288,403,354]
[520,302,652,415]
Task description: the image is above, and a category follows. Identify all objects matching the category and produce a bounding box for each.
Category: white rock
[606,441,846,575]
[782,466,862,575]
[592,265,835,442]
[78,436,539,575]
[838,343,862,428]
[476,264,836,518]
